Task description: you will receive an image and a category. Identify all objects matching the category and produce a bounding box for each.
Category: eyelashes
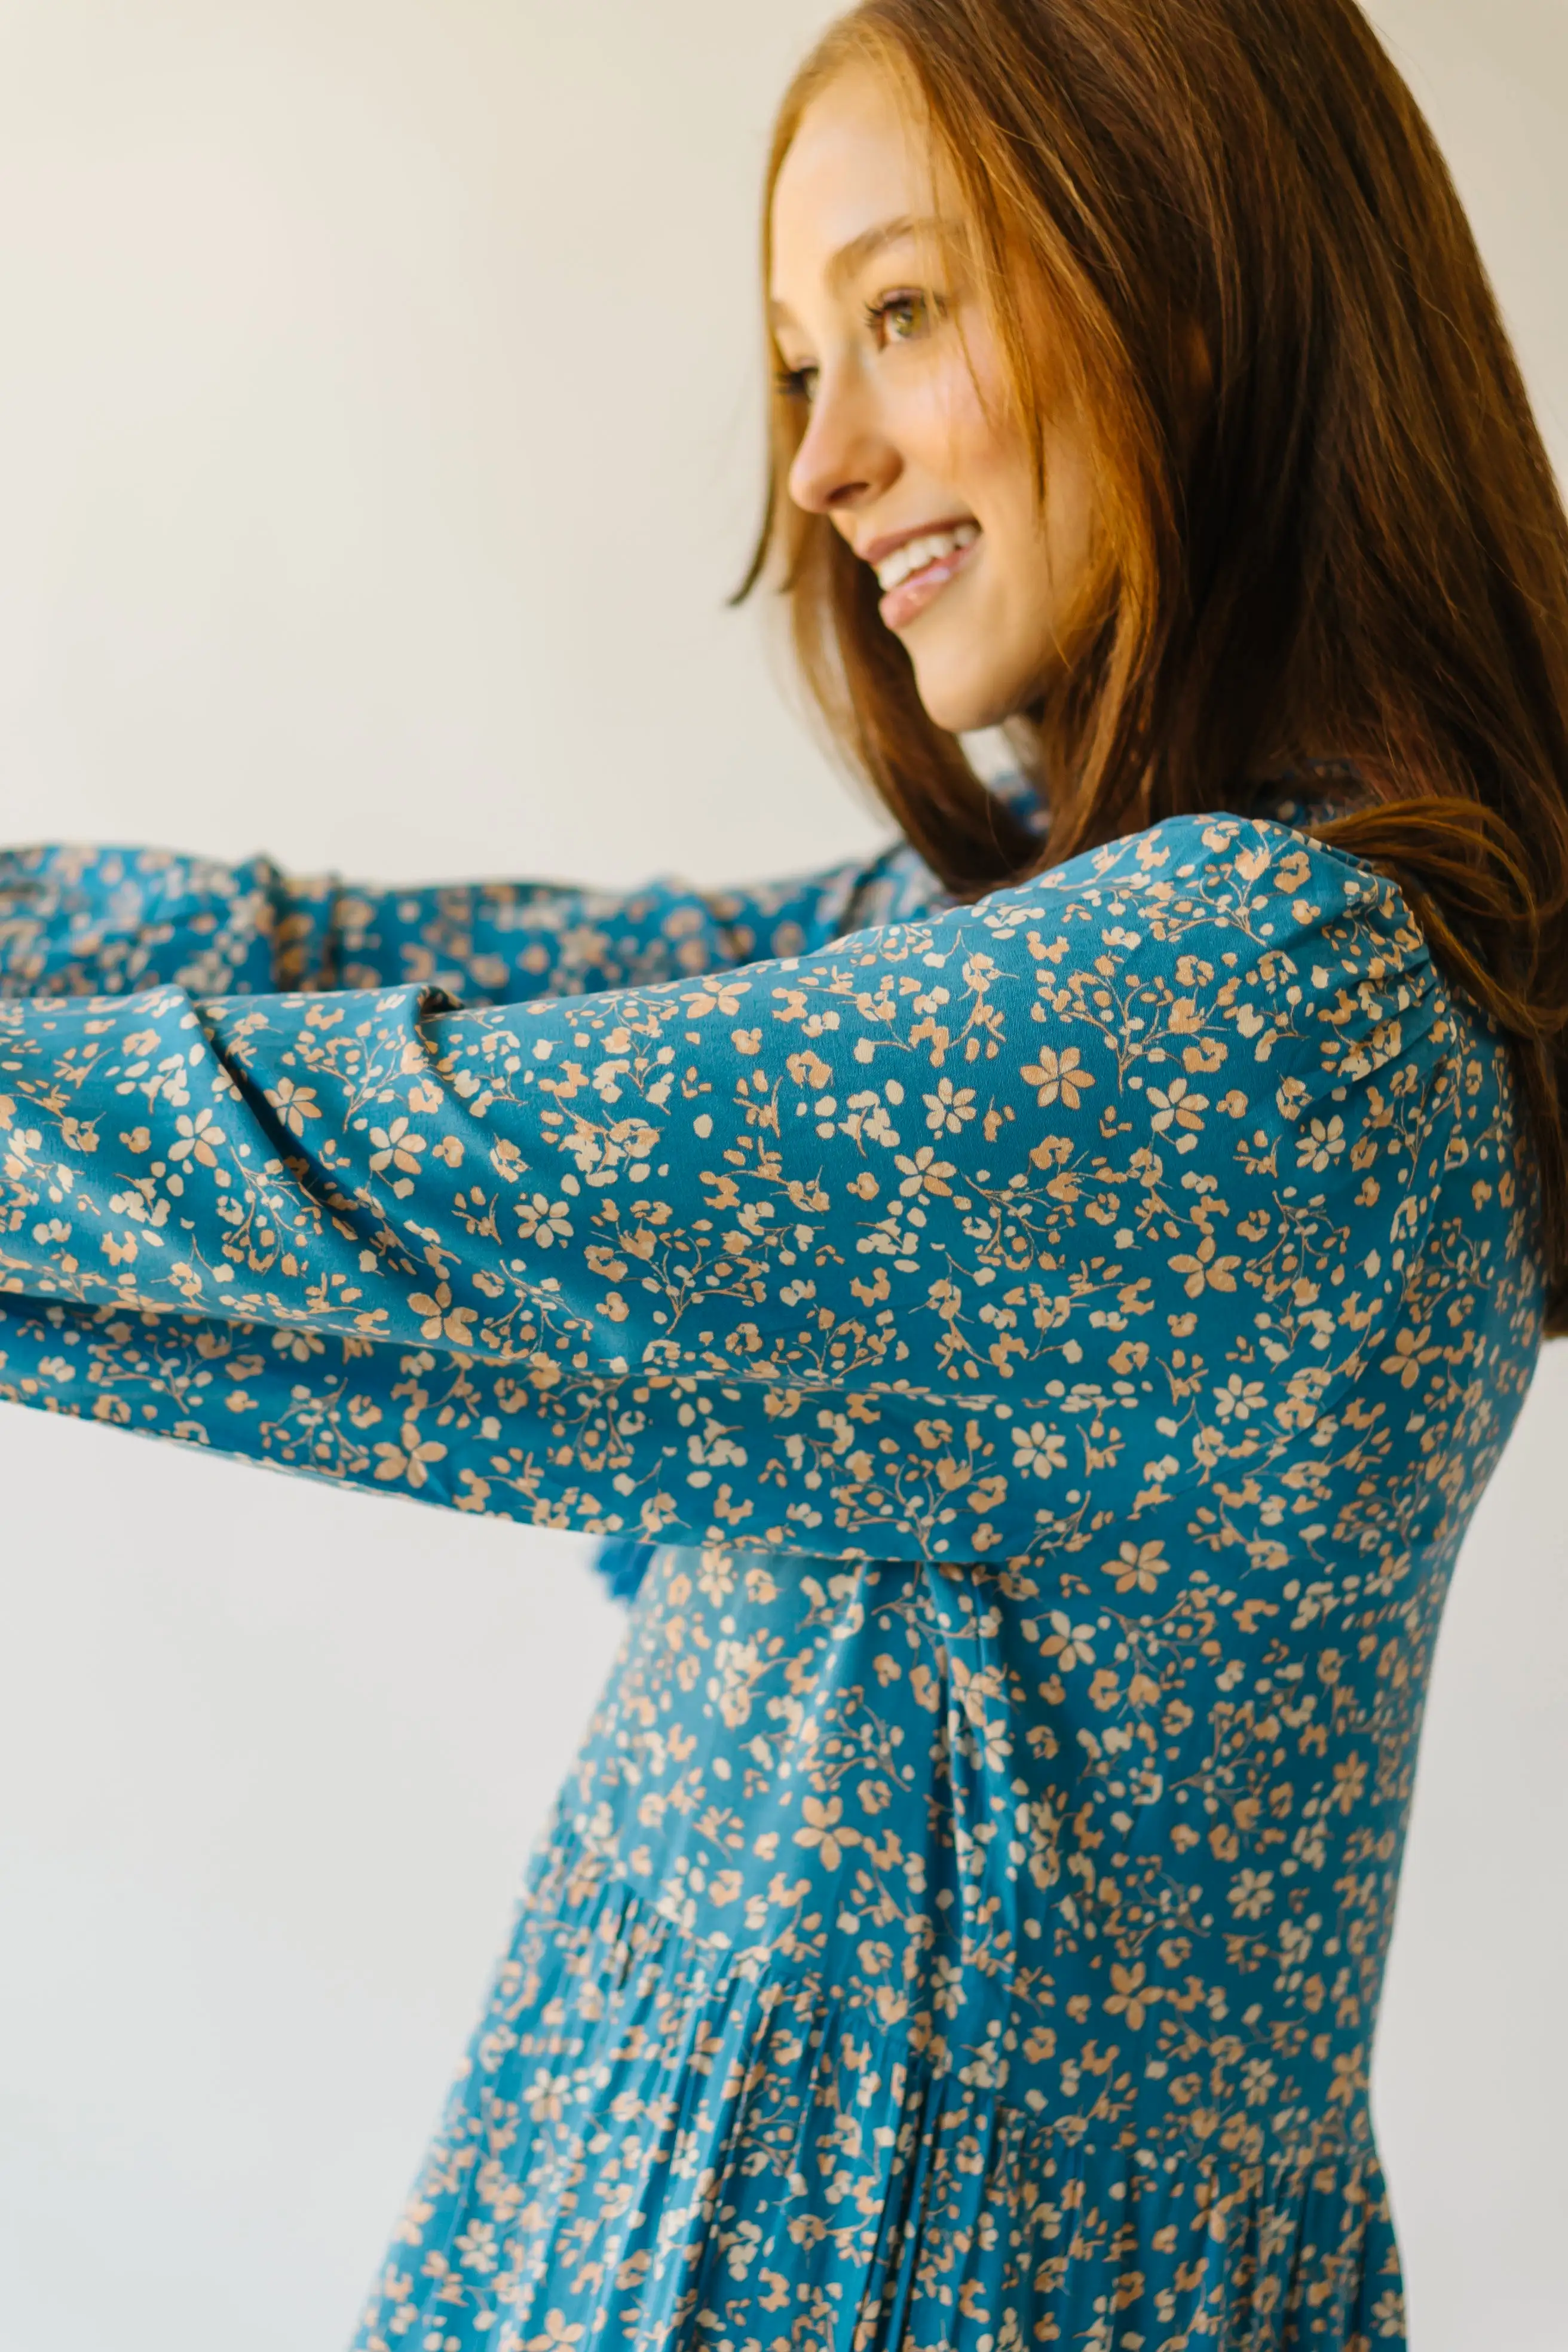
[774,286,949,405]
[774,363,817,404]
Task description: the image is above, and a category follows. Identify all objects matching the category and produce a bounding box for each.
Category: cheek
[900,349,1006,493]
[931,367,1045,574]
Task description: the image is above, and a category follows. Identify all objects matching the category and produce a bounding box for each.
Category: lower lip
[877,535,980,630]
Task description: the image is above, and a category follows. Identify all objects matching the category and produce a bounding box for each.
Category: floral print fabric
[0,801,1543,2348]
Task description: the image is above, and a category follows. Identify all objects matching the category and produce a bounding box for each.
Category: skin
[770,68,1102,739]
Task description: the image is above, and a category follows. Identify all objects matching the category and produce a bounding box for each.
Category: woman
[2,0,1564,2343]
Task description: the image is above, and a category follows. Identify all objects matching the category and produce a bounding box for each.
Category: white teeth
[874,521,979,592]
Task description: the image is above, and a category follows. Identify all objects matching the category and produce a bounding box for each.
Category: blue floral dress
[0,786,1543,2350]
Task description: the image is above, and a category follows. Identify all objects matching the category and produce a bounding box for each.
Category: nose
[787,364,900,521]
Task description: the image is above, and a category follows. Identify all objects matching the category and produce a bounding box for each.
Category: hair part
[739,0,1568,1333]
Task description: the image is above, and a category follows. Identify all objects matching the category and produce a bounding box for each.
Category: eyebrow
[769,213,956,323]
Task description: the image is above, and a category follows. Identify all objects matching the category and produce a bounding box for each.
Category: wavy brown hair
[738,0,1568,1334]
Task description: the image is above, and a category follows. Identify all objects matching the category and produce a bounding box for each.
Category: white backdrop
[0,5,1562,2347]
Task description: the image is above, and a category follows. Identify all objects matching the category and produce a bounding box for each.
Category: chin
[909,662,1025,737]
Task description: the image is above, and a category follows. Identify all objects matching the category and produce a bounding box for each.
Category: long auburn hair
[738,0,1568,1335]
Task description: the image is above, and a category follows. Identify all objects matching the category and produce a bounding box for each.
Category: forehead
[770,69,943,302]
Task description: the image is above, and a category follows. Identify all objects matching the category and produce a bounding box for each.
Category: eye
[866,289,944,347]
[773,362,818,405]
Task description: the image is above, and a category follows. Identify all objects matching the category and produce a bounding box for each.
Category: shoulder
[980,808,1399,933]
[946,809,1450,1143]
[969,810,1434,1025]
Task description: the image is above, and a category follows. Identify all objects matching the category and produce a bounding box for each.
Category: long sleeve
[0,837,949,1005]
[0,813,1481,1575]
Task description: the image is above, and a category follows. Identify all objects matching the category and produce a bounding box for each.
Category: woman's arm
[0,838,948,1006]
[0,815,1447,1565]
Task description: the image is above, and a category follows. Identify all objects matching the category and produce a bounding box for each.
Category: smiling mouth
[872,522,981,630]
[872,521,979,590]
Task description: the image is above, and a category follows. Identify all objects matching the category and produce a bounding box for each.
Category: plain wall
[0,5,1563,2346]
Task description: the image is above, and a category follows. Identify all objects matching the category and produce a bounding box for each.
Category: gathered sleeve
[0,838,947,1006]
[0,814,1458,1569]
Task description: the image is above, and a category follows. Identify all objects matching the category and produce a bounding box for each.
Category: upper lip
[856,516,979,569]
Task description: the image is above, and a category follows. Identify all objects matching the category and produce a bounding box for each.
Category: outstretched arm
[0,816,1438,1575]
[0,837,947,1006]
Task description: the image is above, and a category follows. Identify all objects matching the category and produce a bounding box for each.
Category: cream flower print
[1381,1325,1441,1387]
[1169,1230,1242,1295]
[169,1108,223,1166]
[1020,1045,1095,1108]
[454,2216,500,2273]
[924,1077,977,1133]
[264,1077,320,1137]
[1229,1867,1276,1919]
[516,1193,574,1247]
[793,1794,859,1870]
[368,1116,425,1197]
[372,1424,448,1487]
[1011,1422,1068,1478]
[896,1147,957,1198]
[1102,1538,1169,1594]
[1212,1373,1267,1422]
[271,1325,324,1363]
[408,1281,477,1346]
[1297,1113,1347,1170]
[1040,1613,1097,1670]
[1146,1074,1207,1147]
[1105,1961,1157,2030]
[523,2313,586,2349]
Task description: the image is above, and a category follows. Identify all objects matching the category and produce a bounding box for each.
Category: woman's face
[770,69,1099,737]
